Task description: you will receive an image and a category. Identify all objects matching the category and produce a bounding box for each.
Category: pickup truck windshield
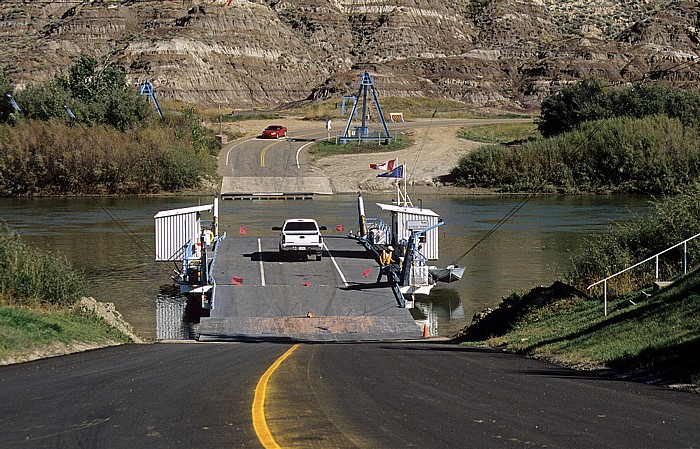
[284,222,318,231]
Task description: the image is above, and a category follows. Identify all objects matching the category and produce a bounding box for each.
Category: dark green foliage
[14,79,72,121]
[9,55,152,131]
[538,78,700,137]
[0,224,86,307]
[538,78,612,138]
[0,73,14,123]
[453,115,700,194]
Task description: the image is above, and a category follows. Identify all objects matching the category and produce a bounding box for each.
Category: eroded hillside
[0,0,698,111]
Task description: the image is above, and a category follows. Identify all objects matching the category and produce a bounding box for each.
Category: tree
[62,55,127,103]
[15,79,71,121]
[538,78,612,137]
[54,55,152,130]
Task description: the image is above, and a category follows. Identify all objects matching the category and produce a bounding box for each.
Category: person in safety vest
[376,245,396,283]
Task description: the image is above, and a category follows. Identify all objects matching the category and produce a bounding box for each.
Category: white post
[655,255,659,280]
[604,280,608,316]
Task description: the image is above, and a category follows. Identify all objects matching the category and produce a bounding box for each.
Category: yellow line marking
[260,139,284,167]
[253,344,300,448]
[259,129,322,167]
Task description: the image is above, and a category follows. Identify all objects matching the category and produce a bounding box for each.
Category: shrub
[0,120,215,196]
[538,78,700,137]
[453,115,700,194]
[570,186,700,294]
[0,224,86,307]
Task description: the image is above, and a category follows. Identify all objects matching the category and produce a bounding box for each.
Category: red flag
[362,268,372,278]
[232,276,243,285]
[370,159,396,171]
[239,227,248,234]
[336,224,344,232]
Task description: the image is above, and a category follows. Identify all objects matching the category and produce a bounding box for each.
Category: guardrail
[587,231,700,315]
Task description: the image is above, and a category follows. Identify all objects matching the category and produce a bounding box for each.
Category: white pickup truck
[273,218,327,261]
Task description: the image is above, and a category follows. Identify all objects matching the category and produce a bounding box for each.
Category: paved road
[1,342,698,448]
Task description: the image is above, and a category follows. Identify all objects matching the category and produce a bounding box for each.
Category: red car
[261,125,288,139]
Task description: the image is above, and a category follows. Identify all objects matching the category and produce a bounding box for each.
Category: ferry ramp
[220,176,333,200]
[197,235,421,342]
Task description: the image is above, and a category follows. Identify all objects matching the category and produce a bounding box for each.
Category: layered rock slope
[1,0,698,111]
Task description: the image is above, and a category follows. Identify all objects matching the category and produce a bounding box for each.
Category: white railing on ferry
[587,231,700,316]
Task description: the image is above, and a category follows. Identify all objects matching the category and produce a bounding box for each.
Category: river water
[0,194,651,340]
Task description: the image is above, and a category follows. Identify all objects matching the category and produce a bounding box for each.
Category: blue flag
[377,165,403,178]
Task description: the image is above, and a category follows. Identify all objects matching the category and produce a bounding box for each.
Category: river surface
[0,194,651,340]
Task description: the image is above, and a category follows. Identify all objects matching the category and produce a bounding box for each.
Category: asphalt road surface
[1,342,698,448]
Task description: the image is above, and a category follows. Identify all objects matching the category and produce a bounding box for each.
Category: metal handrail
[587,230,700,315]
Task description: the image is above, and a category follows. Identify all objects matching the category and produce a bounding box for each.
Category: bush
[0,224,86,307]
[538,78,700,137]
[453,115,700,194]
[570,186,700,294]
[11,55,153,131]
[0,120,216,196]
[538,78,612,138]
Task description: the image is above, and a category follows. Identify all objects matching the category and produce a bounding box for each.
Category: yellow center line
[259,141,278,168]
[259,130,325,168]
[252,343,300,448]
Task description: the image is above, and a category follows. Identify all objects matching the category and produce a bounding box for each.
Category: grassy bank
[0,224,134,364]
[0,305,132,364]
[457,121,540,144]
[455,277,700,388]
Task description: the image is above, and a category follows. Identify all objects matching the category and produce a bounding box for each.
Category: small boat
[429,265,466,283]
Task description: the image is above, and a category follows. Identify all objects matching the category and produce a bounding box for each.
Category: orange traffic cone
[422,323,429,339]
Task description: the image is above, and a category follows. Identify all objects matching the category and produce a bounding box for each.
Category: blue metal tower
[140,80,163,119]
[341,70,391,144]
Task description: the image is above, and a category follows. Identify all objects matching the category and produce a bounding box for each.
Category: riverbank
[453,278,700,393]
[0,297,142,366]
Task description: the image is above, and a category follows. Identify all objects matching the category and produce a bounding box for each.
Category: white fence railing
[587,231,700,315]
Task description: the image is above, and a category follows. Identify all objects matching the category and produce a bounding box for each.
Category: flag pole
[403,159,407,206]
[395,158,400,205]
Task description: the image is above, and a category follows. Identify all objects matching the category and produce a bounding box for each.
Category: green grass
[457,122,540,144]
[308,133,413,158]
[287,96,533,120]
[0,306,131,362]
[216,111,281,122]
[462,271,700,386]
